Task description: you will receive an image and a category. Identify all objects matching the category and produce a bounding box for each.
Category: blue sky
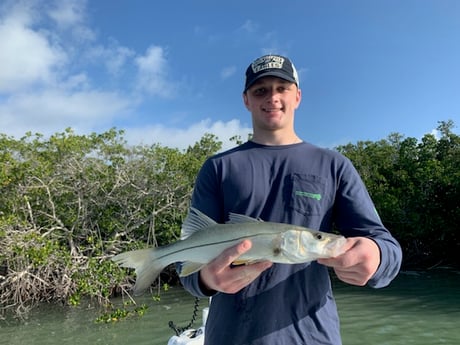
[0,0,459,151]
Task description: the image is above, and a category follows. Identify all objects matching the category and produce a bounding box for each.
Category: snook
[112,208,347,295]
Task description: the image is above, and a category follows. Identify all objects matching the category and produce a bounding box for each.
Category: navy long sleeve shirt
[180,141,402,345]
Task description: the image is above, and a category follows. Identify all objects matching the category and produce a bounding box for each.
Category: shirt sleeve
[333,157,402,288]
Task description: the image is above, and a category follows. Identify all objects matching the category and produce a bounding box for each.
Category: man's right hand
[199,239,273,294]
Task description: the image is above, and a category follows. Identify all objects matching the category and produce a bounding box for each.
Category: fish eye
[315,233,323,240]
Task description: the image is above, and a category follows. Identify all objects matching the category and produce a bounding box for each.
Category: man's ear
[243,93,250,110]
[295,88,302,109]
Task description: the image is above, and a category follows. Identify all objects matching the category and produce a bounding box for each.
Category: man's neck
[251,131,302,146]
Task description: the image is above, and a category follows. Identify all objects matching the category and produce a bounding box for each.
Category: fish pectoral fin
[231,259,260,266]
[179,262,206,277]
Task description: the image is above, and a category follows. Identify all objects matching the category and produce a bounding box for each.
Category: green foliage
[95,303,148,323]
[1,122,458,318]
[336,120,459,268]
[0,128,222,318]
[71,258,126,304]
[11,232,62,266]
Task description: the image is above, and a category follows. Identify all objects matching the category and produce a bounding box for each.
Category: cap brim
[244,71,297,92]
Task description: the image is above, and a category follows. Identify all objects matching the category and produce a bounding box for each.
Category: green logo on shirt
[295,191,321,201]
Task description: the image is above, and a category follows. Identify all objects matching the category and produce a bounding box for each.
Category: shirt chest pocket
[288,174,327,216]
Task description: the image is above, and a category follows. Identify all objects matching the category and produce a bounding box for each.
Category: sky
[0,0,459,151]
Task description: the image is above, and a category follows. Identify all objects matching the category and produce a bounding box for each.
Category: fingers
[212,239,252,272]
[318,237,380,286]
[199,240,273,294]
[333,269,367,286]
[317,239,356,267]
[226,261,273,293]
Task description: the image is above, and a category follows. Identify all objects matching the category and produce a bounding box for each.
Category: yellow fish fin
[231,259,260,266]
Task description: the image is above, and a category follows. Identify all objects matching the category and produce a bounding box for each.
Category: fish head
[281,229,347,262]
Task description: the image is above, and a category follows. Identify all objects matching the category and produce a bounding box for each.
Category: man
[179,54,402,344]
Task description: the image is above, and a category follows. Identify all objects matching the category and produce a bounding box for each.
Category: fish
[112,207,347,295]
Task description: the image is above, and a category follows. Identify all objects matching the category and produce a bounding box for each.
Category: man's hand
[318,237,380,286]
[199,239,273,294]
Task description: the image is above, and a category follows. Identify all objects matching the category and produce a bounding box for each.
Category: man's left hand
[318,237,380,286]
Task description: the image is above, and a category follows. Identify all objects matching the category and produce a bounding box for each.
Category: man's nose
[264,88,280,101]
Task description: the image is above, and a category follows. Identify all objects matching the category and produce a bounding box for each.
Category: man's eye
[253,88,266,96]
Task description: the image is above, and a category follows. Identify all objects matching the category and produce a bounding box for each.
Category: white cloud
[221,66,237,80]
[240,20,257,33]
[430,129,440,140]
[0,11,66,92]
[135,45,174,97]
[47,0,86,28]
[0,0,165,140]
[47,0,96,44]
[0,0,136,139]
[0,0,214,154]
[0,89,133,137]
[123,119,253,151]
[87,43,135,76]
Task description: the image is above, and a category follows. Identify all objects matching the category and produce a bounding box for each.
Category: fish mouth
[325,237,347,257]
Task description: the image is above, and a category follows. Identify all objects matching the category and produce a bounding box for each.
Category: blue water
[0,269,459,345]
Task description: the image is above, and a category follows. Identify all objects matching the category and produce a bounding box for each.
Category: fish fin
[179,261,206,277]
[232,259,255,266]
[112,248,163,296]
[227,213,263,224]
[180,207,217,240]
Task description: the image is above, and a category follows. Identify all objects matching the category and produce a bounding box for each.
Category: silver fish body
[112,208,346,295]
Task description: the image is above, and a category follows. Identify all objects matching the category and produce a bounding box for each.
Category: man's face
[243,76,301,133]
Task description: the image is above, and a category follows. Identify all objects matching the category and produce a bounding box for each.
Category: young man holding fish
[179,54,402,344]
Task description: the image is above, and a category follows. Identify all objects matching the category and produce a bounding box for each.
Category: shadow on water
[0,269,459,345]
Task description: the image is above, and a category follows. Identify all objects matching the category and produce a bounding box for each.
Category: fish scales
[112,208,346,295]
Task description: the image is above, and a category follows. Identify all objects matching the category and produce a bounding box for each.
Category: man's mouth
[263,107,283,112]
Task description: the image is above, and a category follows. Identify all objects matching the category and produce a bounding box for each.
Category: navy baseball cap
[244,54,299,92]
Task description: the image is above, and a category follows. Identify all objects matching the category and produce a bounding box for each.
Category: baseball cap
[244,54,299,92]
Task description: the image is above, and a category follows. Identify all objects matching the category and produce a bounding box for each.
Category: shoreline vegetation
[1,121,458,319]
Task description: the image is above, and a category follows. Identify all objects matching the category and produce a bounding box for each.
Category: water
[334,270,460,344]
[1,270,459,345]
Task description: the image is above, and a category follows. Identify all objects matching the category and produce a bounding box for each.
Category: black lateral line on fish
[155,232,277,261]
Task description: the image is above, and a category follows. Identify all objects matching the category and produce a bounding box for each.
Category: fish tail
[112,248,164,296]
